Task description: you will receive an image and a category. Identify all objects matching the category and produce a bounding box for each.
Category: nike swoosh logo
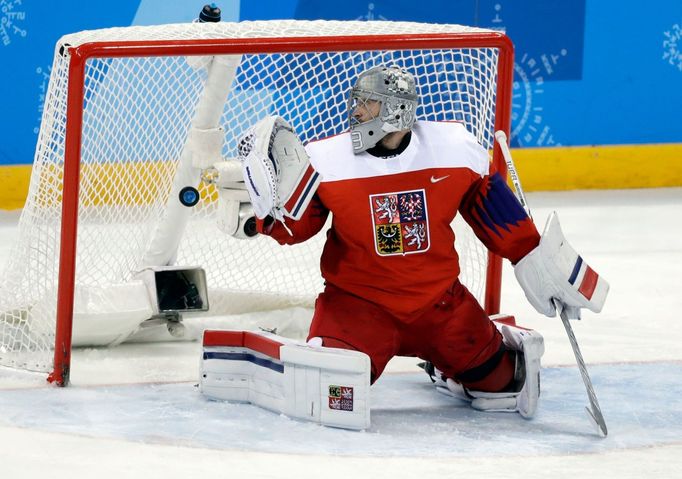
[430,175,449,183]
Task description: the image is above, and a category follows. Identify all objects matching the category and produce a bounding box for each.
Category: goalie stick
[494,130,608,437]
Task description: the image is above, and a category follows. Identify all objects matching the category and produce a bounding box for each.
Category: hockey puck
[179,186,200,207]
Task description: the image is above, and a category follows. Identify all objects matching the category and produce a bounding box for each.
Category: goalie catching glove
[237,116,321,222]
[514,211,609,319]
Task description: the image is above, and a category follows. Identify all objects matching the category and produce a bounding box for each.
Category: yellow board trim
[511,143,682,191]
[1,143,681,209]
[0,162,218,210]
[0,165,33,210]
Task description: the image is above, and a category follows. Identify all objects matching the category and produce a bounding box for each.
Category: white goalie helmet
[348,65,418,154]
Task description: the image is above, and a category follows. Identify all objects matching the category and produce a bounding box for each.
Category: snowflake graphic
[663,24,682,71]
[511,50,566,147]
[0,0,27,47]
[490,3,563,147]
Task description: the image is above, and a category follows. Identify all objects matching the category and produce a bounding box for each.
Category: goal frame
[50,31,515,386]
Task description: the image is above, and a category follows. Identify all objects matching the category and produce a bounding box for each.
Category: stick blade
[586,406,608,437]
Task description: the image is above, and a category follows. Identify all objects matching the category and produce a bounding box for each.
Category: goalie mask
[348,65,418,154]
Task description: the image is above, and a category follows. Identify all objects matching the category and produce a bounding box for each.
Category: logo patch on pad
[328,385,354,411]
[369,189,430,256]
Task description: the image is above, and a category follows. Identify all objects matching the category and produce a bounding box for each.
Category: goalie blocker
[200,330,371,430]
[514,211,609,319]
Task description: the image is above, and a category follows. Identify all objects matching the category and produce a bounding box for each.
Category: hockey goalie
[201,65,609,429]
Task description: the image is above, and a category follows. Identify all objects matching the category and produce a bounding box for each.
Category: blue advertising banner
[293,0,585,80]
[0,0,139,165]
[0,0,680,166]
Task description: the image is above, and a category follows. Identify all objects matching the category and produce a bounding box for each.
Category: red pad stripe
[202,330,282,360]
[578,266,598,300]
[284,165,315,212]
[490,314,516,326]
[203,330,244,347]
[244,332,282,360]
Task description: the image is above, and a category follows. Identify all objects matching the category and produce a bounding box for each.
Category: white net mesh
[0,20,506,373]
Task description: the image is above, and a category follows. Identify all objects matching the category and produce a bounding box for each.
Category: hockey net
[0,20,513,383]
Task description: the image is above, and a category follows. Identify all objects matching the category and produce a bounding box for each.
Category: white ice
[1,188,681,479]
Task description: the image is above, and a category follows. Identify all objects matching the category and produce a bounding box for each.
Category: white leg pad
[466,323,545,418]
[200,330,371,430]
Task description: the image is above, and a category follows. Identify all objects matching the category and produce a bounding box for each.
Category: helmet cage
[348,66,418,154]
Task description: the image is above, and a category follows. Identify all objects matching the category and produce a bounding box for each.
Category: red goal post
[1,21,514,386]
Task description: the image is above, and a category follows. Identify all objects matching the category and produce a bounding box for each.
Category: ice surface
[1,188,682,478]
[1,364,681,457]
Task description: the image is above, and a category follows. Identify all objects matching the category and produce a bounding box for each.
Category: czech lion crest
[369,189,430,256]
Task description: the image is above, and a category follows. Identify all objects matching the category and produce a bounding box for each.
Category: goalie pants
[308,280,515,391]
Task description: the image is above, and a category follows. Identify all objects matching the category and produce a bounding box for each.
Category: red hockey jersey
[259,121,539,321]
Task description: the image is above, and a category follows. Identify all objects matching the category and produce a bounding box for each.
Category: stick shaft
[495,130,608,437]
[559,309,608,436]
[494,130,531,218]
